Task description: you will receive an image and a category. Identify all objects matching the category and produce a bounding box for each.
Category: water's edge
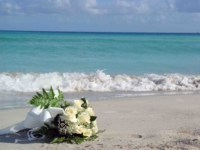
[1,90,200,110]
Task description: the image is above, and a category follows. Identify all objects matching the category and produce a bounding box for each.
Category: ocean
[0,31,200,109]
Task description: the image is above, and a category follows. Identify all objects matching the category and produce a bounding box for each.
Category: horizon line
[0,29,199,34]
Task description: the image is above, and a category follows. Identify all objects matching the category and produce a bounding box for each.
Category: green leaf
[97,129,106,134]
[69,136,85,144]
[48,86,55,100]
[86,134,98,141]
[57,88,64,101]
[49,100,58,107]
[43,88,49,99]
[81,97,86,103]
[81,103,87,109]
[61,101,70,109]
[36,92,43,97]
[28,87,65,109]
[90,116,97,122]
[81,97,88,109]
[44,123,50,128]
[50,137,59,144]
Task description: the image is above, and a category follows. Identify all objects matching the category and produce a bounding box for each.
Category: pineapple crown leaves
[28,86,64,109]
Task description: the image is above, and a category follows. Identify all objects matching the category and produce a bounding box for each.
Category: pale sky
[0,0,200,32]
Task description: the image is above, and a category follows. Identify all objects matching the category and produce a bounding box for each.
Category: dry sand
[1,94,200,150]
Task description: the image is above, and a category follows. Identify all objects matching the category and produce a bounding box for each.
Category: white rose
[63,106,77,122]
[78,112,90,124]
[74,100,84,112]
[85,107,95,116]
[82,129,92,137]
[73,125,85,134]
[92,121,98,134]
[63,106,77,116]
[92,120,97,126]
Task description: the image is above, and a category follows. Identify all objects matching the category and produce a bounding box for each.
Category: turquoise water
[1,31,200,75]
[1,31,200,109]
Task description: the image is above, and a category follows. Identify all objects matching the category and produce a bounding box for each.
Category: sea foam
[0,70,200,92]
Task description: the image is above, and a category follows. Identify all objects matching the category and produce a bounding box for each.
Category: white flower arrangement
[28,87,100,144]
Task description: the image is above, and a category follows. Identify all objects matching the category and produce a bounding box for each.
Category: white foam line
[0,71,200,92]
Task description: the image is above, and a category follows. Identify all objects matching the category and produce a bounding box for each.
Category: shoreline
[1,94,200,149]
[1,90,200,110]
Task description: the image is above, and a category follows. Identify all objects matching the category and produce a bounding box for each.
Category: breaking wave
[0,70,200,92]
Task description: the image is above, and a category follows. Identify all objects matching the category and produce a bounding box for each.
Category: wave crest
[0,70,200,92]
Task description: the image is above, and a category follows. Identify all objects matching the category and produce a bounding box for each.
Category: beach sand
[1,94,200,150]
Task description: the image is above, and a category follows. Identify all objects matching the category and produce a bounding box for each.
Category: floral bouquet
[0,86,101,144]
